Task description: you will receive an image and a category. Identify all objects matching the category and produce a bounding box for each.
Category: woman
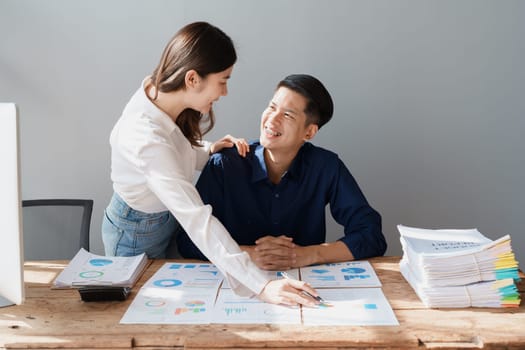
[102,21,318,306]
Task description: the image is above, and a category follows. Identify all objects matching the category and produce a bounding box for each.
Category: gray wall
[1,0,524,265]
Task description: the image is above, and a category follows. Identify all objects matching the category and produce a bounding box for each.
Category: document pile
[398,225,521,308]
[53,248,148,288]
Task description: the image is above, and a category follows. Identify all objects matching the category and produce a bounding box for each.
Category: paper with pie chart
[300,261,381,288]
[53,248,148,288]
[120,262,223,324]
[142,262,223,290]
[120,289,217,324]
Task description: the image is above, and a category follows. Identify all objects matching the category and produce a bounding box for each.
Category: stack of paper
[398,225,521,308]
[53,248,148,288]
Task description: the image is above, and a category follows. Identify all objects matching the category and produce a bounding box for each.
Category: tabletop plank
[2,257,524,350]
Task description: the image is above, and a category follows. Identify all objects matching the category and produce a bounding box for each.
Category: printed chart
[53,248,147,288]
[121,261,398,325]
[120,263,222,324]
[302,288,399,326]
[221,268,299,289]
[212,288,301,324]
[121,290,215,324]
[301,261,381,288]
[142,262,222,290]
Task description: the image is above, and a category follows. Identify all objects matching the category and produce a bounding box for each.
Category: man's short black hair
[277,74,334,128]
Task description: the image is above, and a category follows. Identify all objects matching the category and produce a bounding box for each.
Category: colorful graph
[224,306,248,316]
[302,261,381,288]
[201,271,219,276]
[174,307,206,315]
[341,267,366,274]
[344,274,371,280]
[79,270,103,278]
[153,279,182,287]
[309,275,336,281]
[185,300,205,307]
[145,300,166,307]
[89,258,113,266]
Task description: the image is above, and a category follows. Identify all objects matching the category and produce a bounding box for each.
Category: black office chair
[22,199,93,260]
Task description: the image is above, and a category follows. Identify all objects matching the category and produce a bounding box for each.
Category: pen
[280,271,326,303]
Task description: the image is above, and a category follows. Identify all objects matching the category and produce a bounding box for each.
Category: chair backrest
[22,199,93,260]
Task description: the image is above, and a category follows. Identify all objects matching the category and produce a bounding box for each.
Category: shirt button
[274,193,280,198]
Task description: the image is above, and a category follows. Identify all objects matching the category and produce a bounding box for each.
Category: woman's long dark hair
[150,22,237,146]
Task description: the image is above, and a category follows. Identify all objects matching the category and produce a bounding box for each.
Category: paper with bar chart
[212,288,301,324]
[221,268,299,289]
[300,261,381,288]
[120,262,223,324]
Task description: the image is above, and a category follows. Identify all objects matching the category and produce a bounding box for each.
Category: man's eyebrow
[270,101,298,114]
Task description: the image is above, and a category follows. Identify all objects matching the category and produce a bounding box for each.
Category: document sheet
[121,261,398,325]
[53,248,148,288]
[121,262,222,324]
[302,288,399,325]
[301,261,381,288]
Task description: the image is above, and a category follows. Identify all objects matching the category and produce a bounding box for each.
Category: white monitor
[0,103,25,307]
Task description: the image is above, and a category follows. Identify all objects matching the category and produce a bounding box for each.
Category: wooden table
[1,257,524,349]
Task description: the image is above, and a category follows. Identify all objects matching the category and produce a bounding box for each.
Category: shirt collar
[250,142,309,183]
[251,144,267,183]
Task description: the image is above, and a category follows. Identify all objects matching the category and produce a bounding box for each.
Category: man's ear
[304,124,319,141]
[184,70,200,89]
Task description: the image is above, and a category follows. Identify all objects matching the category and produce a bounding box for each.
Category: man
[177,74,387,270]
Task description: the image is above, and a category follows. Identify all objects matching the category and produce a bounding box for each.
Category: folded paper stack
[398,225,521,308]
[54,248,148,289]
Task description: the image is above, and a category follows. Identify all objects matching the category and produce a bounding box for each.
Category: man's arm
[328,158,387,260]
[293,241,354,267]
[243,235,355,271]
[241,235,296,270]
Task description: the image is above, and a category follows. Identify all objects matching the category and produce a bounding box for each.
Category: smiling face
[260,87,319,155]
[189,66,233,115]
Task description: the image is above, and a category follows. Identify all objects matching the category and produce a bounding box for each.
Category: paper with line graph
[212,288,301,324]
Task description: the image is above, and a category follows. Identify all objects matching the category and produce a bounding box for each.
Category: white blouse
[109,79,269,296]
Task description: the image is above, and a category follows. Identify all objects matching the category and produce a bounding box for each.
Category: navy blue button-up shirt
[177,141,386,261]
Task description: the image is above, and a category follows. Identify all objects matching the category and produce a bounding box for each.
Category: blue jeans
[102,193,182,258]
